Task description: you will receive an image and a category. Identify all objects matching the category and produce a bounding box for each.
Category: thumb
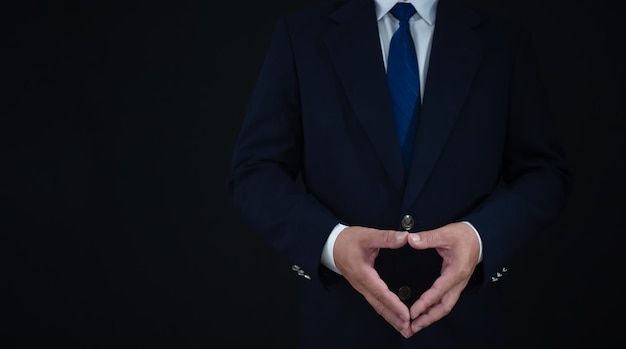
[408,229,439,249]
[370,230,408,249]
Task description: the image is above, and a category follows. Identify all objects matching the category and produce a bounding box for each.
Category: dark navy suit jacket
[228,0,572,347]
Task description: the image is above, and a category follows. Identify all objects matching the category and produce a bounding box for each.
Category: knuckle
[457,265,472,279]
[373,291,388,306]
[441,303,453,315]
[383,230,395,244]
[421,232,432,244]
[374,302,385,315]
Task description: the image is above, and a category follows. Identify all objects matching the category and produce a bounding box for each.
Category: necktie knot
[390,2,417,23]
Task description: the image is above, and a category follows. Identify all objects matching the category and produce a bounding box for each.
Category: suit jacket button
[398,286,411,301]
[401,215,414,231]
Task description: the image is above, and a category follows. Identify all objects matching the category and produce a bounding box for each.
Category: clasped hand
[333,222,480,339]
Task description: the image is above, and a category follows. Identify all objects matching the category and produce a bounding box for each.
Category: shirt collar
[374,0,438,25]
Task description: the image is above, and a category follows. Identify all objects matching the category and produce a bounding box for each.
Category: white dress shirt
[320,0,482,274]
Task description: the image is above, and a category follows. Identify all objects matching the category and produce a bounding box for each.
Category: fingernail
[411,234,421,243]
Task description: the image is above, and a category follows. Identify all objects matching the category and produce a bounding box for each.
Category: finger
[410,302,449,333]
[411,286,463,333]
[407,229,444,250]
[409,284,444,320]
[409,273,456,319]
[358,269,411,322]
[364,290,413,337]
[353,268,413,337]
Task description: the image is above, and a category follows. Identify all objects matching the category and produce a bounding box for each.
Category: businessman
[227,0,572,347]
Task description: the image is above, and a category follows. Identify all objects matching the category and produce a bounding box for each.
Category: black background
[3,0,625,348]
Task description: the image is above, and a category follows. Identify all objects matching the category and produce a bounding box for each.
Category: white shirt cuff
[321,223,347,275]
[461,221,483,264]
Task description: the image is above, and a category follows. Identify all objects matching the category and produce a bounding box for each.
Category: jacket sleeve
[464,30,573,287]
[227,19,339,281]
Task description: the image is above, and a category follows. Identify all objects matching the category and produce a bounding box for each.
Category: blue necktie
[387,3,420,175]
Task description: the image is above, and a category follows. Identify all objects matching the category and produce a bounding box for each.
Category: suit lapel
[325,0,404,193]
[403,0,485,210]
